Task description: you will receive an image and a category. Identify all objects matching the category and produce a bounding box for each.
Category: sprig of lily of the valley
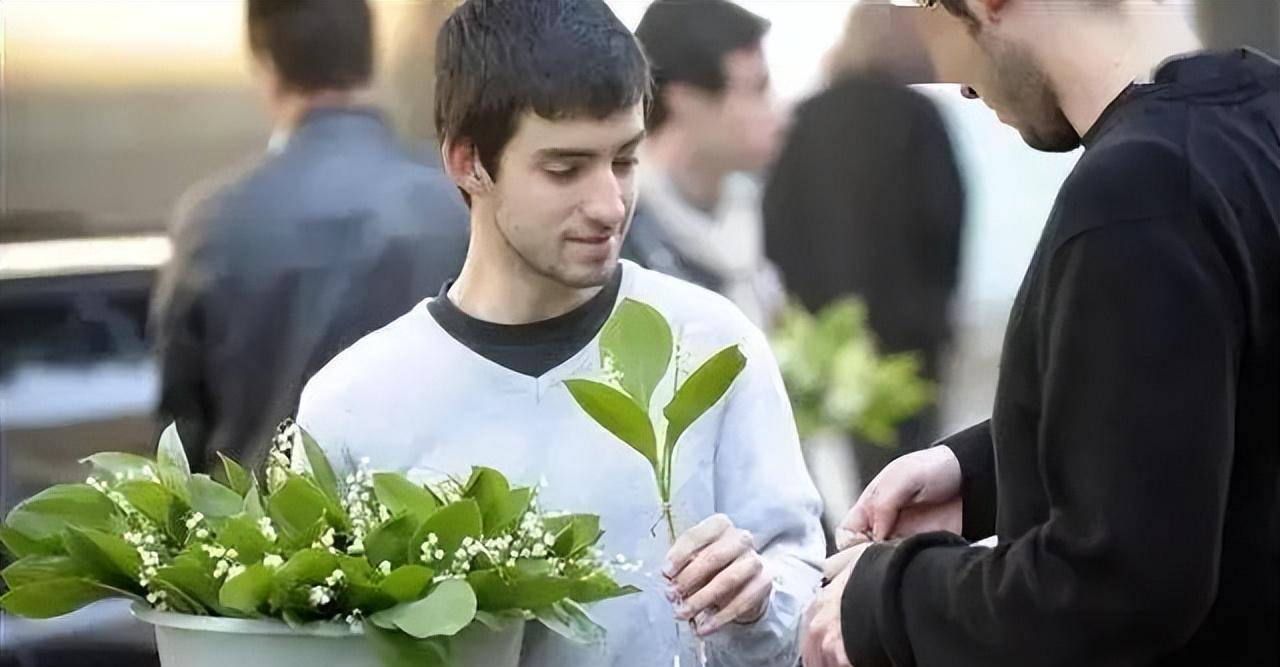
[564,299,746,543]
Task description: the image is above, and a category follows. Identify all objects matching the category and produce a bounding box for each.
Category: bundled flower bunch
[0,420,637,665]
[770,298,934,446]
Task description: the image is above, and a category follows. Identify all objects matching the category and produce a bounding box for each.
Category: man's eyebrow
[535,130,646,160]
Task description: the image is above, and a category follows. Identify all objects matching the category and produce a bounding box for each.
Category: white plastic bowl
[131,603,523,667]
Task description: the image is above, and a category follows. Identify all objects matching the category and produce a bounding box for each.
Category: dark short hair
[434,0,650,183]
[247,0,374,93]
[635,0,770,131]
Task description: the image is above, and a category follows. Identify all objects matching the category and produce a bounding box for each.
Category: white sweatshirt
[297,260,823,666]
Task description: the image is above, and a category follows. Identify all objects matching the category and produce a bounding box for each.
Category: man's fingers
[664,513,732,578]
[695,569,771,636]
[822,546,862,580]
[674,554,762,621]
[670,528,753,597]
[836,503,872,550]
[868,477,924,540]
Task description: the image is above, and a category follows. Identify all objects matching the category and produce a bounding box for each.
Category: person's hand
[801,542,871,667]
[664,514,772,637]
[836,446,963,549]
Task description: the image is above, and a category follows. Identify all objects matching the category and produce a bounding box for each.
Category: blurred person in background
[802,0,1280,665]
[625,0,786,328]
[764,1,966,487]
[150,0,469,470]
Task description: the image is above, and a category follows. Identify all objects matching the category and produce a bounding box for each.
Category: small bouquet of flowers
[0,420,637,666]
[770,298,933,446]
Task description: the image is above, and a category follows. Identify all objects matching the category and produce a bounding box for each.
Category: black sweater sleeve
[840,211,1241,666]
[936,421,995,541]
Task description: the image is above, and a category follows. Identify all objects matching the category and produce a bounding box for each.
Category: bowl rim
[130,602,361,638]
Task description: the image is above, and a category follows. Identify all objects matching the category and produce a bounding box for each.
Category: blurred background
[1,1,1276,665]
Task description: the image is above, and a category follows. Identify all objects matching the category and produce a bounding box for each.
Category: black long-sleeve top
[842,49,1280,666]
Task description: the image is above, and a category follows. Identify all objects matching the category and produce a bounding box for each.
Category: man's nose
[581,167,627,228]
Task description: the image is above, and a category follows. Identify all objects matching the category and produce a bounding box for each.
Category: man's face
[484,106,645,289]
[682,46,781,172]
[923,0,1080,152]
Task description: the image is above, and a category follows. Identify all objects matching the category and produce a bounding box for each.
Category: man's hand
[801,542,871,667]
[664,513,772,637]
[836,446,964,549]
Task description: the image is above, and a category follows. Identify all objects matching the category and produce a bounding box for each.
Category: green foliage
[0,422,633,667]
[771,298,934,446]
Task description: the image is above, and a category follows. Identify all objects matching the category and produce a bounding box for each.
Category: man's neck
[448,214,605,325]
[272,88,372,135]
[644,127,728,213]
[1044,5,1202,138]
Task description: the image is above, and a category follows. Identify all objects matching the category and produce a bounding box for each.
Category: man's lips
[566,234,615,245]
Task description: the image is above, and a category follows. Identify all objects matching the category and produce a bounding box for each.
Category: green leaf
[2,555,85,589]
[216,453,254,497]
[600,298,674,408]
[0,525,63,559]
[268,477,328,537]
[373,473,440,521]
[153,561,222,615]
[278,518,327,553]
[242,482,266,521]
[270,549,338,610]
[463,467,512,536]
[155,423,192,502]
[345,582,398,615]
[664,345,746,461]
[0,578,121,618]
[543,514,601,557]
[568,570,640,604]
[472,609,523,632]
[370,579,477,639]
[380,564,435,602]
[410,500,482,570]
[188,474,244,518]
[565,379,658,469]
[363,622,449,667]
[490,488,534,536]
[4,484,117,542]
[534,599,606,645]
[298,428,341,502]
[278,549,338,583]
[63,527,140,588]
[216,515,272,563]
[80,453,156,481]
[219,563,271,616]
[365,514,421,570]
[467,570,573,611]
[116,481,181,531]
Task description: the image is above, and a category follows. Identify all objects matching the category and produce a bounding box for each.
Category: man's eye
[613,158,638,173]
[546,165,579,179]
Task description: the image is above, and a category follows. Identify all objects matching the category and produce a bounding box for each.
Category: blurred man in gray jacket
[150,0,468,470]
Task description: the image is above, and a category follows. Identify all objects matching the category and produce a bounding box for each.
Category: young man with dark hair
[803,1,1280,665]
[152,0,469,470]
[298,1,823,665]
[624,0,785,327]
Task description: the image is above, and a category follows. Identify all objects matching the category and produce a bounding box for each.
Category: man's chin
[556,257,619,289]
[1018,121,1081,153]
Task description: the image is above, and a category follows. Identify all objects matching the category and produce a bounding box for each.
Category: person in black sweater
[802,1,1280,665]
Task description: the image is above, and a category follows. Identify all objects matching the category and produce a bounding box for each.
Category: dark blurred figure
[626,0,785,327]
[764,4,965,486]
[150,0,469,470]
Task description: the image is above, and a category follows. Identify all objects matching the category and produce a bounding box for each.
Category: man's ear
[663,82,712,122]
[974,0,1009,23]
[442,136,494,197]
